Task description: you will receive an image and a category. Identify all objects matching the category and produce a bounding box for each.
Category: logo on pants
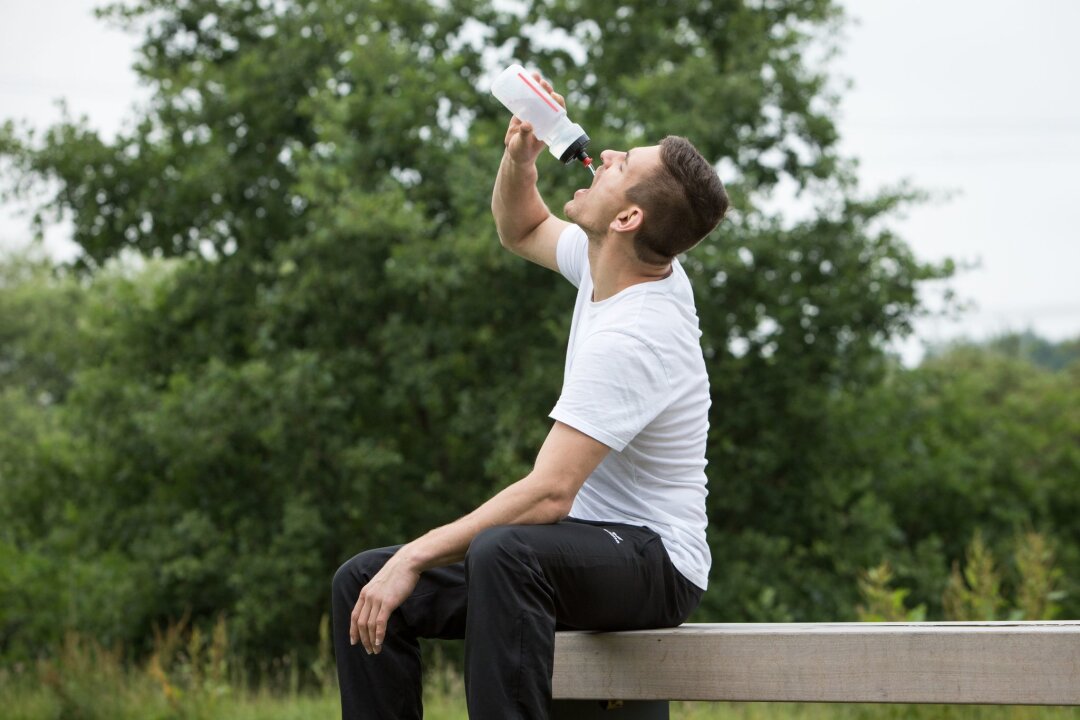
[602,528,624,544]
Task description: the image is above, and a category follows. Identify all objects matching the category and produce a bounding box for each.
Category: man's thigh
[483,520,691,631]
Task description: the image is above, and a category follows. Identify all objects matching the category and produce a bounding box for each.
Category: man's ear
[610,205,643,234]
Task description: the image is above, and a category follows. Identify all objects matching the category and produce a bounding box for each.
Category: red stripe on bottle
[517,72,559,112]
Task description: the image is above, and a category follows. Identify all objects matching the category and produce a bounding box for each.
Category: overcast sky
[2,0,1078,363]
[836,0,1080,361]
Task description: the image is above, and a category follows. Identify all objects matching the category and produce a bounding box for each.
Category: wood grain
[552,622,1080,705]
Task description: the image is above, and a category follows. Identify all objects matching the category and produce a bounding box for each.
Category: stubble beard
[564,196,602,238]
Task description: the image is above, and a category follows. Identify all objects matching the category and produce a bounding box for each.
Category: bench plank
[552,622,1080,705]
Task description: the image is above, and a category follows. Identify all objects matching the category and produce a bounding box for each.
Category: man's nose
[600,150,624,166]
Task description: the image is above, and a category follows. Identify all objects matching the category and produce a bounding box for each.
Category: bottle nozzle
[581,154,595,176]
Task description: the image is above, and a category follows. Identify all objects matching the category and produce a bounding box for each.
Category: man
[332,73,729,720]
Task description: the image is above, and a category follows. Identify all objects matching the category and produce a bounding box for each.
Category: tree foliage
[850,346,1079,620]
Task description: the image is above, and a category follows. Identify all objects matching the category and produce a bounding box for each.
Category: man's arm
[350,421,609,653]
[491,74,570,273]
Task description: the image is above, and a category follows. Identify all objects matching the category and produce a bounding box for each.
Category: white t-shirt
[550,224,712,590]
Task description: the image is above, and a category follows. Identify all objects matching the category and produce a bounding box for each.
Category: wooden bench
[550,621,1080,717]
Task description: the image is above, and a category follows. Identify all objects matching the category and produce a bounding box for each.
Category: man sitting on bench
[331,72,729,720]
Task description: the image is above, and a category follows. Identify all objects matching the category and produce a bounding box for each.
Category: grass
[5,663,1080,720]
[6,676,1080,720]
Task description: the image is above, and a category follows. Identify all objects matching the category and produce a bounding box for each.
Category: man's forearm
[491,152,552,247]
[394,471,573,573]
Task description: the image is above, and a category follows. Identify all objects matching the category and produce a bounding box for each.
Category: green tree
[930,331,1080,372]
[855,561,927,622]
[841,345,1080,621]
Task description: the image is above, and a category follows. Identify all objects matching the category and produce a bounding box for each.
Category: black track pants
[331,518,703,720]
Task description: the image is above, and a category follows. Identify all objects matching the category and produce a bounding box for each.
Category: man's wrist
[503,149,541,171]
[392,542,426,573]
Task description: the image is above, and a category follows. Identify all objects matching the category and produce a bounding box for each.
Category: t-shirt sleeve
[549,331,672,451]
[555,224,588,288]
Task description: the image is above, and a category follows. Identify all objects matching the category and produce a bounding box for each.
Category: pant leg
[463,520,702,720]
[331,545,468,720]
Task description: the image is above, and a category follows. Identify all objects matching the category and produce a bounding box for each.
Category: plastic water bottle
[491,63,594,173]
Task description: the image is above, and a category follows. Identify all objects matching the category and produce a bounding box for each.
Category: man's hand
[350,552,420,654]
[503,73,567,165]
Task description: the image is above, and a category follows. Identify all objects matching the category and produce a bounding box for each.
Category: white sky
[837,0,1080,359]
[1,0,1078,363]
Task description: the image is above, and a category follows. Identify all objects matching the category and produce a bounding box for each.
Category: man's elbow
[548,493,576,522]
[495,227,519,252]
[492,207,549,253]
[493,218,528,252]
[521,471,577,523]
[535,498,573,525]
[490,213,517,250]
[540,478,580,523]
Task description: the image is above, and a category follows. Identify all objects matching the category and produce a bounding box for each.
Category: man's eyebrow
[624,149,632,168]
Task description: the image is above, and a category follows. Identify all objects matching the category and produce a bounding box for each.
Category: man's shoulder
[605,276,698,338]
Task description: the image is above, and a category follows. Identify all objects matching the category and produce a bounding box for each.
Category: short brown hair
[626,136,729,264]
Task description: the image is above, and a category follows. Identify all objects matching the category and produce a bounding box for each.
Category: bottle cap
[558,132,591,164]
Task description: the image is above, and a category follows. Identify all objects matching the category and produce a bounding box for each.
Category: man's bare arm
[350,421,609,653]
[491,73,570,272]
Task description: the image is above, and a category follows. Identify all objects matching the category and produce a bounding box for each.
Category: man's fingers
[353,600,366,651]
[353,598,390,655]
[349,596,363,646]
[535,75,566,107]
[360,603,375,654]
[353,595,374,654]
[505,117,537,148]
[366,610,378,653]
[369,613,387,654]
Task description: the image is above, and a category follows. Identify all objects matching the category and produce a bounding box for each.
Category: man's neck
[587,233,673,302]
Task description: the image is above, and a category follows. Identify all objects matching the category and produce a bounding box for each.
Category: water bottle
[491,63,593,171]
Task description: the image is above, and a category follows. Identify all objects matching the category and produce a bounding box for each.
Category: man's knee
[332,546,397,599]
[465,525,535,576]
